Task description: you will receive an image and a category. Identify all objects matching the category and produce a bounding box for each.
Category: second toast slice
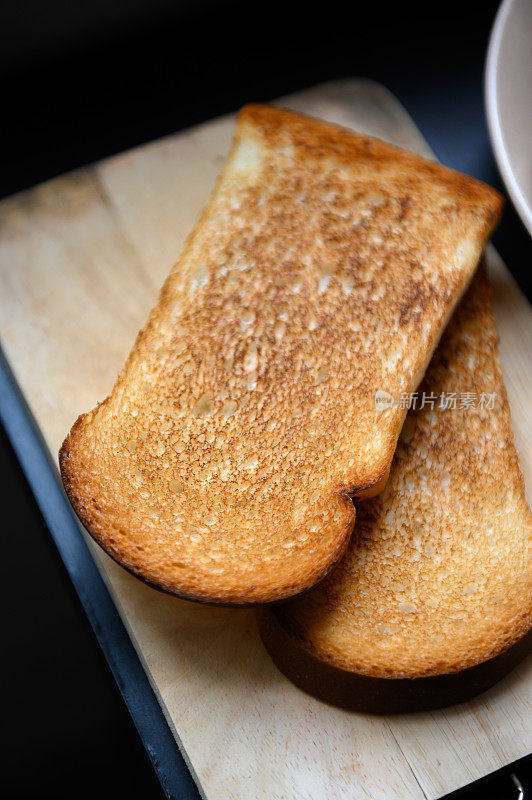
[260,265,532,709]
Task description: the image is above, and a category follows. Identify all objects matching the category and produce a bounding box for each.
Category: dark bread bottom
[258,609,532,713]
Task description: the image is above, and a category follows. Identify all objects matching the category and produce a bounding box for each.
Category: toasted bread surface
[261,266,532,701]
[60,105,503,604]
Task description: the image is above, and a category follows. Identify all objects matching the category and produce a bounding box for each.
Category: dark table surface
[1,2,530,798]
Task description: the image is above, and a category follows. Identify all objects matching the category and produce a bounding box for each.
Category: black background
[1,1,531,798]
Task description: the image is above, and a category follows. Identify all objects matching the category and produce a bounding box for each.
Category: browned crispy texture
[260,266,532,708]
[60,105,503,604]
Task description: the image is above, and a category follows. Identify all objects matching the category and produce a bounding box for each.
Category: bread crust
[259,266,532,705]
[259,607,532,713]
[60,106,503,604]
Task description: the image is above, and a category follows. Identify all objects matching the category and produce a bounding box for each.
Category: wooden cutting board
[0,79,531,800]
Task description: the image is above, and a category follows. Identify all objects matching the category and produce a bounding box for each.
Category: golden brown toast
[60,105,503,604]
[260,265,532,710]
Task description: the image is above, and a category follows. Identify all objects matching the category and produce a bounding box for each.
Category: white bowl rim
[485,0,532,235]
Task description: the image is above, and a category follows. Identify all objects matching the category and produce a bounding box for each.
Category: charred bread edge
[258,607,532,712]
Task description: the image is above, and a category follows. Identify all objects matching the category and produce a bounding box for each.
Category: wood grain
[0,79,530,800]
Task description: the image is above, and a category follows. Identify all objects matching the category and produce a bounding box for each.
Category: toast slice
[260,265,532,710]
[60,105,503,604]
